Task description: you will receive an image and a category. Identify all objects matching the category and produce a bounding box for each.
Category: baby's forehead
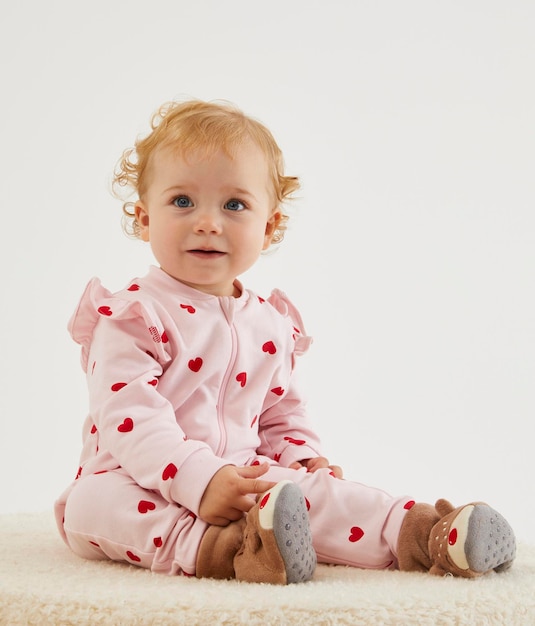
[151,137,269,168]
[143,140,275,198]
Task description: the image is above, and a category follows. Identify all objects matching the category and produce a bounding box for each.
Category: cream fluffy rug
[1,512,534,625]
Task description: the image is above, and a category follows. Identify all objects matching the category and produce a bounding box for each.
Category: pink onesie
[56,266,412,575]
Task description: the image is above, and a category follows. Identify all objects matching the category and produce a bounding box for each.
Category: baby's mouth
[188,249,225,258]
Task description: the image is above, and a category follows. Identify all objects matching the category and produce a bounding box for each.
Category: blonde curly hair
[112,99,300,245]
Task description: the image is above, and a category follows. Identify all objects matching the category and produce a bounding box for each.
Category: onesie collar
[146,265,248,304]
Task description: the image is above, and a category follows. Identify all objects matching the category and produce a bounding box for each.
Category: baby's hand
[199,463,276,526]
[290,457,343,479]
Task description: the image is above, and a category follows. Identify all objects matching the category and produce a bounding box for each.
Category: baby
[55,99,515,583]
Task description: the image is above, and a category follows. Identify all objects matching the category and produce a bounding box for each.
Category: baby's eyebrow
[163,185,195,194]
[226,187,258,201]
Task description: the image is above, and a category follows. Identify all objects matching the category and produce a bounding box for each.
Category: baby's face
[134,141,279,296]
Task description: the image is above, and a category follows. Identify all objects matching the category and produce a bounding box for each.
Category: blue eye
[225,199,245,211]
[173,196,193,208]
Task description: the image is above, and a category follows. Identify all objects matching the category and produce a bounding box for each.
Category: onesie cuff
[169,448,230,517]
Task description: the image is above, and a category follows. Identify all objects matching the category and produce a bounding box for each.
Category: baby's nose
[193,208,223,233]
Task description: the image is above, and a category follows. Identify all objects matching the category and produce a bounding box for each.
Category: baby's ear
[263,210,281,248]
[135,202,150,242]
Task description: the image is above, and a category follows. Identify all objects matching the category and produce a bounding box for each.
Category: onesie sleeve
[69,279,228,516]
[267,289,313,357]
[256,290,323,466]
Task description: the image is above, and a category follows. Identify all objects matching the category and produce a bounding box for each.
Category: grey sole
[272,482,317,583]
[466,504,516,573]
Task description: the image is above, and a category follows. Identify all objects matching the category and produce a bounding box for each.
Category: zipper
[215,298,237,456]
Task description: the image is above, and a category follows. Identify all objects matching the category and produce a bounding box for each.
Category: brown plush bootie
[398,499,516,578]
[196,480,316,584]
[196,516,247,580]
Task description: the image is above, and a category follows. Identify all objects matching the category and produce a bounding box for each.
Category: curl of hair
[112,100,300,245]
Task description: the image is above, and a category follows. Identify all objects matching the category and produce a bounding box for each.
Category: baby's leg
[261,465,516,577]
[62,469,208,575]
[262,465,412,569]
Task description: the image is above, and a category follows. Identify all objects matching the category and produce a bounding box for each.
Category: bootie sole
[258,480,316,583]
[435,503,516,575]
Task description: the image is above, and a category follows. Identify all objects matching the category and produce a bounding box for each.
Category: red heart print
[117,417,134,433]
[138,500,156,514]
[153,537,163,548]
[404,500,415,510]
[111,382,127,392]
[258,296,265,303]
[305,497,311,511]
[349,526,365,543]
[128,284,140,291]
[274,453,281,462]
[188,357,203,372]
[148,379,158,386]
[98,306,112,316]
[236,372,247,387]
[271,386,284,396]
[284,436,305,445]
[180,304,196,314]
[262,341,276,354]
[161,331,169,343]
[162,463,178,481]
[126,550,141,562]
[91,424,97,434]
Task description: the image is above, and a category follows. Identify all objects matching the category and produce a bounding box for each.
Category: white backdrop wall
[1,1,533,544]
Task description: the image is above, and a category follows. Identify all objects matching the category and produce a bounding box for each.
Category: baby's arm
[257,378,343,475]
[85,311,228,516]
[260,290,344,474]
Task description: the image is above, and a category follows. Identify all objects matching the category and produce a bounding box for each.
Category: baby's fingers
[328,465,344,479]
[235,464,276,497]
[241,477,277,498]
[235,462,270,479]
[306,457,330,472]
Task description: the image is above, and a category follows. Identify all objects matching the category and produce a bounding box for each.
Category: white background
[1,1,533,544]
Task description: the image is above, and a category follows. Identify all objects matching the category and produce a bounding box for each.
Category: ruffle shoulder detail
[68,278,172,372]
[267,289,313,356]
